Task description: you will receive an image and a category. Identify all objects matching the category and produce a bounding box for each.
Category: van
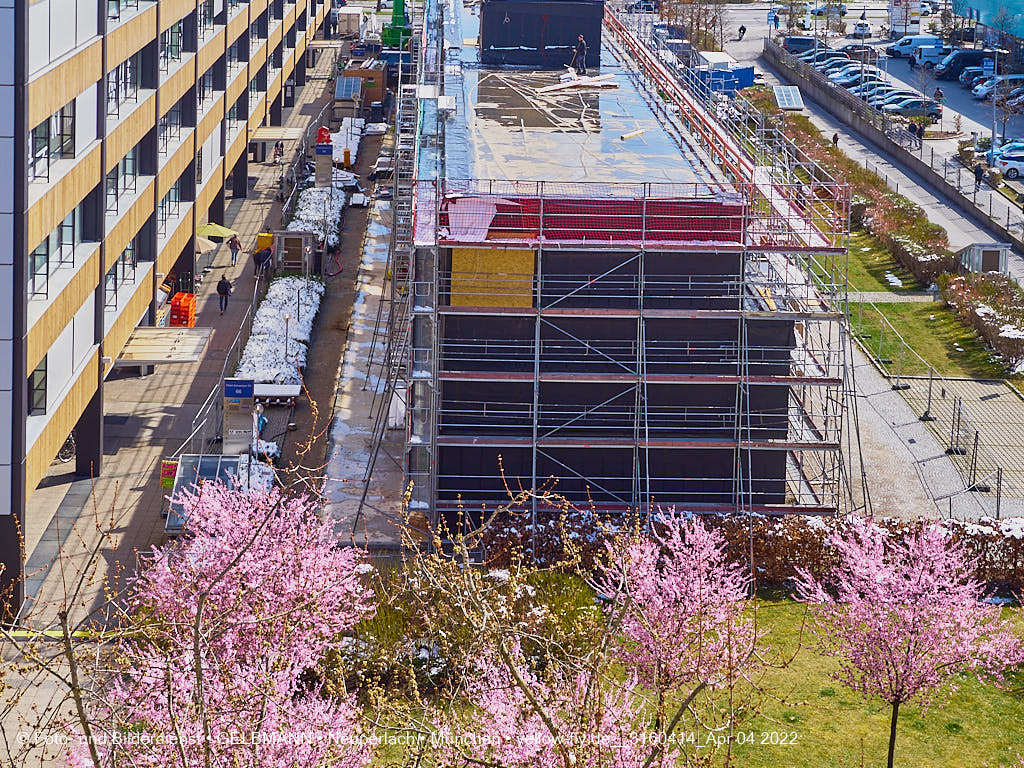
[973,74,1024,99]
[935,48,996,80]
[783,36,819,54]
[885,34,942,58]
[910,45,955,70]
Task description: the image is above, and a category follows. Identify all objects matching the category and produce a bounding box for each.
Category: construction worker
[573,34,588,76]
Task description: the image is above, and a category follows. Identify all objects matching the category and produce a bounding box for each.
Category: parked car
[833,69,885,88]
[881,98,942,119]
[966,72,993,89]
[920,1,933,15]
[852,21,871,38]
[949,25,978,45]
[985,140,1024,165]
[867,90,920,107]
[624,0,659,12]
[811,3,847,15]
[886,34,942,58]
[910,44,956,70]
[840,43,880,64]
[994,150,1024,178]
[850,81,893,98]
[801,50,847,64]
[818,59,859,74]
[783,35,819,54]
[936,49,996,80]
[958,66,988,85]
[973,74,1024,100]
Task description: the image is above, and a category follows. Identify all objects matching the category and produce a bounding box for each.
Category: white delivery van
[885,35,942,58]
[911,44,955,69]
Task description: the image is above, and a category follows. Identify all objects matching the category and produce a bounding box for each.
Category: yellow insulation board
[450,247,534,307]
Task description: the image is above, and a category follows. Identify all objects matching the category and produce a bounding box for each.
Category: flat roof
[434,1,718,185]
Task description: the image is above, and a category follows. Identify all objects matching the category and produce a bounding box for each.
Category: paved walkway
[21,43,339,627]
[848,291,937,303]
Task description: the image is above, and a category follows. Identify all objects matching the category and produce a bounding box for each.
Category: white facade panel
[0,137,12,215]
[0,265,11,340]
[0,213,11,265]
[0,7,13,86]
[0,388,10,464]
[76,0,98,44]
[28,0,50,75]
[47,320,76,411]
[76,85,98,152]
[0,85,13,139]
[49,0,77,63]
[73,291,95,367]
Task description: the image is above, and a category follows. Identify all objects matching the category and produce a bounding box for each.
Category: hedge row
[482,505,1024,594]
[942,272,1024,373]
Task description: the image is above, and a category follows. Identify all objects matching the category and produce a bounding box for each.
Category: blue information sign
[315,143,334,155]
[224,378,255,399]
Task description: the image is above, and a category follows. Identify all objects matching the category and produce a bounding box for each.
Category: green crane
[382,0,411,48]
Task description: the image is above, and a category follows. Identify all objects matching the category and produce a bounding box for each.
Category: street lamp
[284,313,291,369]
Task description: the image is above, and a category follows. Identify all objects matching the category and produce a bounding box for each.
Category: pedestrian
[832,132,839,148]
[227,234,241,266]
[738,24,747,40]
[253,246,274,278]
[774,13,781,30]
[273,139,284,165]
[216,275,232,315]
[975,162,985,190]
[933,86,944,102]
[573,34,588,76]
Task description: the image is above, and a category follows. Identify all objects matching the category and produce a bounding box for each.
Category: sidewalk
[22,45,339,624]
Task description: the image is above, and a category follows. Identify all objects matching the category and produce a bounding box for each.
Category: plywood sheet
[450,247,534,307]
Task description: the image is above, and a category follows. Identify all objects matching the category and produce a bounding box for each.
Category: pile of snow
[884,271,903,288]
[235,276,326,384]
[332,117,365,164]
[364,122,388,135]
[287,186,345,247]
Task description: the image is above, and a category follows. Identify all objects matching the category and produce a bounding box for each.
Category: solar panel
[773,85,806,110]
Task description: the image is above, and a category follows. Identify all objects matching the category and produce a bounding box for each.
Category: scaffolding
[359,1,854,538]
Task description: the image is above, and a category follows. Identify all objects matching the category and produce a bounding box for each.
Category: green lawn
[730,598,1024,768]
[849,301,1008,380]
[846,226,923,294]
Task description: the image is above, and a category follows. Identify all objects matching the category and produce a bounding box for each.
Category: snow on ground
[288,186,345,247]
[235,276,326,384]
[884,271,903,287]
[332,117,365,164]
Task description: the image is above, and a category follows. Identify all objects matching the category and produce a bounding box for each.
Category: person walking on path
[217,275,232,315]
[572,34,588,76]
[974,162,986,191]
[832,132,839,148]
[774,13,781,30]
[227,234,242,266]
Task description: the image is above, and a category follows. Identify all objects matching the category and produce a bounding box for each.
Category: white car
[852,21,871,38]
[995,151,1024,179]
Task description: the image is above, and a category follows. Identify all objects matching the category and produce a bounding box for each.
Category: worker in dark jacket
[974,162,986,190]
[216,276,232,315]
[573,34,588,76]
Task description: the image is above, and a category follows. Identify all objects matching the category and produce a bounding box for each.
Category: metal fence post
[995,466,1002,519]
[920,366,936,421]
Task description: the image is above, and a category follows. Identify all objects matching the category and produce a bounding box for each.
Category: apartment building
[1,0,331,607]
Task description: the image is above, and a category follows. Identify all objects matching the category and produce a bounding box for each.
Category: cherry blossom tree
[74,483,375,768]
[796,522,1024,768]
[597,514,761,763]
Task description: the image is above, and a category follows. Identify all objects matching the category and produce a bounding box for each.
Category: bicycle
[57,432,76,463]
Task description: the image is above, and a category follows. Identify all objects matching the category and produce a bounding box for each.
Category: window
[105,145,139,214]
[227,39,244,70]
[107,0,139,20]
[105,240,138,310]
[29,207,81,297]
[198,0,216,37]
[228,0,242,9]
[28,101,75,182]
[197,68,215,110]
[158,100,183,154]
[158,178,182,235]
[29,357,47,416]
[106,52,141,117]
[159,22,183,71]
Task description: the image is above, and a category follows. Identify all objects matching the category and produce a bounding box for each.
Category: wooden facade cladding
[25,353,100,501]
[250,39,269,71]
[196,161,225,212]
[105,180,156,270]
[28,41,102,128]
[26,144,102,252]
[105,93,157,173]
[197,95,225,146]
[158,58,197,118]
[157,209,195,274]
[224,126,247,170]
[103,279,153,374]
[226,66,248,106]
[158,134,196,199]
[107,6,158,67]
[160,0,196,33]
[196,27,226,75]
[227,7,249,45]
[26,247,101,374]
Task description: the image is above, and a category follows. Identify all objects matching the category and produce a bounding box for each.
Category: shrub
[942,272,1024,371]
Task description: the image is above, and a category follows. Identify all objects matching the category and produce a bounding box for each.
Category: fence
[847,298,1023,517]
